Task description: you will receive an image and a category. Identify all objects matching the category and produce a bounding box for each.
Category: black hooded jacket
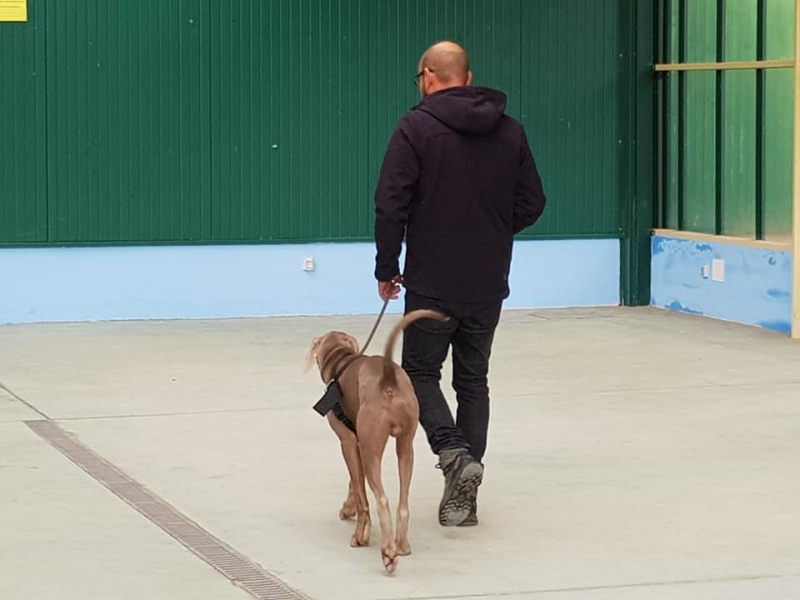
[374,85,547,304]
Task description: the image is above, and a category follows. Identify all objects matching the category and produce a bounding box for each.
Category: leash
[358,296,390,355]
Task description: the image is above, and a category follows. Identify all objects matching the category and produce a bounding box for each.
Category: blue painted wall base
[1,239,620,324]
[650,234,793,334]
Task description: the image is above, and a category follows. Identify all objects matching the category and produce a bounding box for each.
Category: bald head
[418,41,472,92]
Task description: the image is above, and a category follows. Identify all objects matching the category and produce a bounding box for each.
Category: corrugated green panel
[721,70,756,237]
[761,0,794,242]
[679,2,716,234]
[763,69,793,242]
[520,0,621,237]
[685,0,717,62]
[765,0,794,60]
[4,0,630,246]
[661,0,794,239]
[724,0,757,61]
[664,71,680,230]
[209,0,304,241]
[682,0,717,232]
[0,0,47,243]
[45,0,210,243]
[667,0,680,64]
[719,2,757,237]
[194,0,616,242]
[302,0,371,241]
[209,0,525,243]
[683,71,716,234]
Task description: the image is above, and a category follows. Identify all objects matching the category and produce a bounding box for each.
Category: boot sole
[439,461,483,526]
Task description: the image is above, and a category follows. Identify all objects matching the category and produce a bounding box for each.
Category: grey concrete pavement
[1,307,799,600]
[0,422,252,600]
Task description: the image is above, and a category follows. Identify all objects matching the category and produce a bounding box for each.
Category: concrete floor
[1,306,799,600]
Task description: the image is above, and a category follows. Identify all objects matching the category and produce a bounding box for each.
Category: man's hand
[378,275,403,301]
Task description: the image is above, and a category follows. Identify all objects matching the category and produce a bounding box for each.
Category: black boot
[436,448,483,526]
[457,493,478,527]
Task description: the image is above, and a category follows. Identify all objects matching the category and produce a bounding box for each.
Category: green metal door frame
[620,0,657,306]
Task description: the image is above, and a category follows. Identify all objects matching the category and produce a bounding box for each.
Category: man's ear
[422,67,436,95]
[466,71,473,86]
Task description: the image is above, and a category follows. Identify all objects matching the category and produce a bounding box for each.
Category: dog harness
[312,349,359,435]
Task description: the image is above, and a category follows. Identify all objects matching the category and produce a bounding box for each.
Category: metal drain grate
[26,419,310,600]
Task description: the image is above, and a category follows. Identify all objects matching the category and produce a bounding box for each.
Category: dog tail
[381,309,449,388]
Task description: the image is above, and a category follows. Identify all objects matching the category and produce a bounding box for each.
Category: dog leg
[339,479,357,520]
[345,443,371,548]
[395,430,415,556]
[360,433,398,574]
[328,414,371,547]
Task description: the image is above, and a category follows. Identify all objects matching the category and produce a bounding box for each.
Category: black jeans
[401,290,502,463]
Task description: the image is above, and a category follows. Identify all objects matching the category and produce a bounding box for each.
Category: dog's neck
[319,345,359,383]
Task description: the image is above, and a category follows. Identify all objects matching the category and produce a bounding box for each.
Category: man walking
[373,41,547,527]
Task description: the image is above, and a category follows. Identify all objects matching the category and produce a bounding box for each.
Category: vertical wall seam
[755,0,767,240]
[714,0,725,235]
[42,0,49,242]
[677,0,687,230]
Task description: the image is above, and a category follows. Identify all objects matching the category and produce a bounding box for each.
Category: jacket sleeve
[512,128,547,235]
[373,119,420,282]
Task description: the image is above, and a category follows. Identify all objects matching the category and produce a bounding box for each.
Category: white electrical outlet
[711,259,725,282]
[303,257,315,272]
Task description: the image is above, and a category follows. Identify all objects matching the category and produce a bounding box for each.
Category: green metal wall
[660,0,794,242]
[522,0,624,238]
[0,0,46,243]
[1,0,632,246]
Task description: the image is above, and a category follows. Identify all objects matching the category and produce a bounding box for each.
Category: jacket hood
[414,86,507,135]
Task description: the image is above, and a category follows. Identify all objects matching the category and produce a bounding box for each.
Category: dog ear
[344,335,360,354]
[303,336,322,374]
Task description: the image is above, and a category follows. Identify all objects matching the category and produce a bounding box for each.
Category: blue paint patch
[651,234,793,335]
[766,288,791,301]
[652,236,667,255]
[758,320,792,334]
[665,300,703,315]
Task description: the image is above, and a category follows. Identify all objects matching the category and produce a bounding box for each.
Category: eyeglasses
[413,68,434,87]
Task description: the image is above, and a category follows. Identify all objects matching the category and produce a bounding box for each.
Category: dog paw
[339,495,358,520]
[350,515,371,547]
[396,539,411,556]
[351,519,371,547]
[382,552,398,574]
[382,542,399,574]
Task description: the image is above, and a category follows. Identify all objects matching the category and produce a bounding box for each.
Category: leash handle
[359,297,390,355]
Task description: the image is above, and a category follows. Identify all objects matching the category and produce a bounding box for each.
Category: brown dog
[305,309,448,573]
